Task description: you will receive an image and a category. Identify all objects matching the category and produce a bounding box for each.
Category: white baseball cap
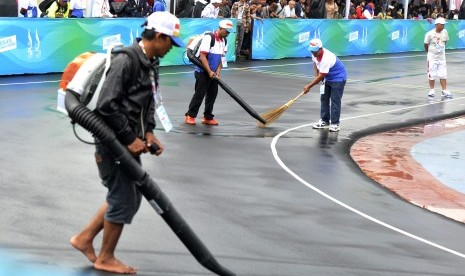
[435,17,447,25]
[211,0,222,3]
[219,19,235,33]
[309,38,323,52]
[144,11,185,47]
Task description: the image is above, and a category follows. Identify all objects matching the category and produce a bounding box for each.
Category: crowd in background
[17,0,465,19]
[16,0,465,58]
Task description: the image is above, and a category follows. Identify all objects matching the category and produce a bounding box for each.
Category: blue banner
[251,19,465,59]
[1,18,464,75]
[0,18,237,75]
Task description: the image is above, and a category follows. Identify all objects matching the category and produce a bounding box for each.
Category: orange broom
[258,91,306,127]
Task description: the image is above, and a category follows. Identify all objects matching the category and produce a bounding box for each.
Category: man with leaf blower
[184,19,234,126]
[69,11,185,274]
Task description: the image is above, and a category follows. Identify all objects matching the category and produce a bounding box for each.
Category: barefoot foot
[70,235,97,263]
[94,258,137,274]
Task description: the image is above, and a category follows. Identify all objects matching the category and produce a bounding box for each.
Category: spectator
[241,1,258,56]
[418,0,430,18]
[219,0,232,17]
[184,20,233,126]
[261,0,272,17]
[377,6,387,19]
[438,7,445,18]
[19,0,38,17]
[431,0,441,12]
[308,0,325,18]
[304,38,347,132]
[295,0,306,18]
[363,2,375,19]
[152,0,166,12]
[325,0,339,18]
[282,0,297,17]
[46,0,70,17]
[267,2,280,17]
[92,0,114,17]
[69,0,85,17]
[447,9,458,20]
[231,0,251,56]
[133,0,152,17]
[355,0,366,18]
[109,0,130,17]
[275,0,287,16]
[459,0,465,19]
[175,0,194,17]
[201,0,222,18]
[440,0,448,14]
[431,7,439,19]
[255,0,267,17]
[348,6,358,18]
[424,17,451,98]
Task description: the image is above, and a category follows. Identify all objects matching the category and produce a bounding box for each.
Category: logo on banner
[391,28,408,44]
[299,31,310,43]
[459,30,465,39]
[361,27,368,45]
[103,34,122,50]
[303,29,320,48]
[391,30,400,41]
[0,35,17,53]
[27,29,41,59]
[349,31,358,42]
[129,29,139,46]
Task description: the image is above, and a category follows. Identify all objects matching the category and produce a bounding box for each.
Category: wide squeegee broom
[258,91,305,127]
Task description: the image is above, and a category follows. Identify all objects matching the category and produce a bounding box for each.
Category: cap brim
[309,46,320,52]
[225,28,235,33]
[170,36,185,48]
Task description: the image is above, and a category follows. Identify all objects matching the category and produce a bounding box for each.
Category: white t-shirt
[92,0,113,17]
[282,5,296,18]
[201,3,219,18]
[424,28,448,61]
[363,9,374,19]
[20,0,37,9]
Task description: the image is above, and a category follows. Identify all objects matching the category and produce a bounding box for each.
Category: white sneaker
[428,89,435,97]
[329,124,340,132]
[312,119,329,129]
[442,90,453,98]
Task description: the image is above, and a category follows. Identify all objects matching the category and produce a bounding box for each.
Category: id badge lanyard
[150,69,173,132]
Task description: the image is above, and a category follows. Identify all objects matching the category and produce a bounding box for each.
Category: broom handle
[285,91,306,107]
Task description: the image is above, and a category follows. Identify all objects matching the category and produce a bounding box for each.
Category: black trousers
[186,71,218,119]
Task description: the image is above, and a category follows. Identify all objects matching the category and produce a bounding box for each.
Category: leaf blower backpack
[185,32,227,64]
[57,43,139,115]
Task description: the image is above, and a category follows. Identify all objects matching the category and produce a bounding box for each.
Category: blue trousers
[320,80,346,125]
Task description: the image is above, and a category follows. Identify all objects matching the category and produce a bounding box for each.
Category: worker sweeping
[303,38,347,132]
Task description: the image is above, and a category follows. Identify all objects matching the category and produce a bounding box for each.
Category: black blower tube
[65,90,236,276]
[187,49,266,125]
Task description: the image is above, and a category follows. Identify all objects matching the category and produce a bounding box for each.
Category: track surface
[1,51,465,275]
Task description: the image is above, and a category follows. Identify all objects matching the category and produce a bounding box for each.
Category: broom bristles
[258,92,304,127]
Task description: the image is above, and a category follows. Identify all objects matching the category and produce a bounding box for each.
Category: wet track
[1,50,465,275]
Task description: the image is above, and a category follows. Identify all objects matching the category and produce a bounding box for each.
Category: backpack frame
[187,32,227,63]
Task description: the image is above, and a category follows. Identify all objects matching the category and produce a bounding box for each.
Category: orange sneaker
[184,115,196,125]
[201,117,218,125]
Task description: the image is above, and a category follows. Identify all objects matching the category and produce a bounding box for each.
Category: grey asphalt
[1,50,465,276]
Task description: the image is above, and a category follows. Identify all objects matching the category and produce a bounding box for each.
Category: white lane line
[2,50,464,85]
[0,80,60,86]
[271,113,465,259]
